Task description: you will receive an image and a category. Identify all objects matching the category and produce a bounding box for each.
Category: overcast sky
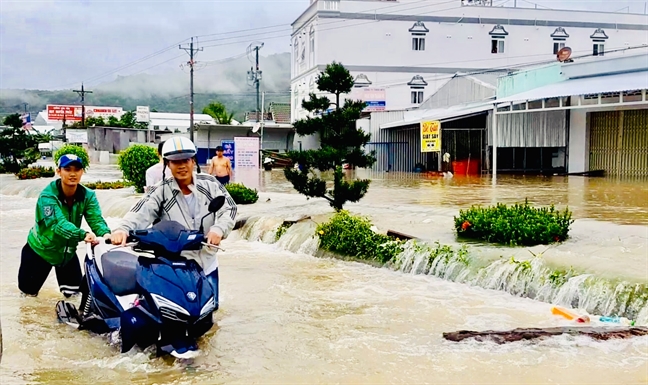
[0,0,645,90]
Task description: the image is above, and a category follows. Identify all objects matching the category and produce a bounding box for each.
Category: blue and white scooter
[56,196,226,359]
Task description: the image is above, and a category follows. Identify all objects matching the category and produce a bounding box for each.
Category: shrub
[14,166,56,180]
[84,180,128,190]
[225,183,259,205]
[275,222,293,241]
[316,210,405,264]
[117,145,159,193]
[454,199,574,246]
[54,144,90,169]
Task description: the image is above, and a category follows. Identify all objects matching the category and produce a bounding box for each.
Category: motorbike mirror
[200,196,226,233]
[209,196,226,213]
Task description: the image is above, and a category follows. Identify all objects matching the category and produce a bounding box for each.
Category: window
[409,21,428,51]
[551,27,569,54]
[491,39,505,54]
[412,37,425,51]
[411,91,424,104]
[407,75,427,105]
[590,28,608,57]
[488,25,508,55]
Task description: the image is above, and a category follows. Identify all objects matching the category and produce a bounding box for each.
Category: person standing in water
[206,145,232,185]
[145,140,172,192]
[18,154,111,298]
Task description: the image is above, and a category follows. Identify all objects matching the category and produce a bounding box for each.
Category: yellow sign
[420,120,441,152]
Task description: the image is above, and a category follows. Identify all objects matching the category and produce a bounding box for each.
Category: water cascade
[240,215,648,325]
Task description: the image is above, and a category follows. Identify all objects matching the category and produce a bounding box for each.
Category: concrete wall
[568,109,589,173]
[87,126,154,153]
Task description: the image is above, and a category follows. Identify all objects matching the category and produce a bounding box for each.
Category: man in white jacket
[110,136,237,309]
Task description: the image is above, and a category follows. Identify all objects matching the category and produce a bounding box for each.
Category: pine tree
[284,62,376,211]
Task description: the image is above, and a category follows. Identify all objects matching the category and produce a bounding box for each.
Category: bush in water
[84,180,128,190]
[454,199,574,246]
[275,222,293,241]
[316,210,405,264]
[54,144,90,169]
[117,145,159,194]
[14,166,56,180]
[225,183,259,205]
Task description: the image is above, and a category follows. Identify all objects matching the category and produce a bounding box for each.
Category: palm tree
[202,102,234,125]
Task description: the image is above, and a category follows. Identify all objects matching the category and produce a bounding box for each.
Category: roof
[149,112,216,122]
[495,70,648,104]
[269,102,291,124]
[380,101,493,129]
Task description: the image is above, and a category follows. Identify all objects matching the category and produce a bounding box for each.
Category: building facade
[291,0,648,121]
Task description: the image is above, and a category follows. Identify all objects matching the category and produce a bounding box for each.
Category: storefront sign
[420,120,441,152]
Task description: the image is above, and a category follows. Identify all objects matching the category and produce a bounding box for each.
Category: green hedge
[225,183,259,205]
[15,166,55,180]
[84,180,128,190]
[454,199,574,246]
[316,210,404,264]
[54,144,90,169]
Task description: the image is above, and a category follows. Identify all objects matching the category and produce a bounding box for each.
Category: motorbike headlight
[150,293,190,316]
[200,296,216,316]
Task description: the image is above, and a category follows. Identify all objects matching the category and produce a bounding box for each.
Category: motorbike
[56,196,226,359]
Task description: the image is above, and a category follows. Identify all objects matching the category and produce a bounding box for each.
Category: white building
[149,112,219,132]
[291,0,648,124]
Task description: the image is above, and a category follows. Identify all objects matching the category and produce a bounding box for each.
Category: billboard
[47,105,123,122]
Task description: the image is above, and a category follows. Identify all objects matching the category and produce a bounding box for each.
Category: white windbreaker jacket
[115,173,237,274]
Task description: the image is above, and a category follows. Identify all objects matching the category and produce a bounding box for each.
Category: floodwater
[0,164,647,384]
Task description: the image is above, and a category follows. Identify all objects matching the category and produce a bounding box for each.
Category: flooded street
[0,165,647,384]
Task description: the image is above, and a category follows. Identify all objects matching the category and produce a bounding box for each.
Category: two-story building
[291,0,648,127]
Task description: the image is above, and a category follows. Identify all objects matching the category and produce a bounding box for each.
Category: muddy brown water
[0,164,646,384]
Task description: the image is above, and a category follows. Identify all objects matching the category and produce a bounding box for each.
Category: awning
[495,70,648,104]
[380,101,493,129]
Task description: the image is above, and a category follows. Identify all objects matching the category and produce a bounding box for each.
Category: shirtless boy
[207,145,233,185]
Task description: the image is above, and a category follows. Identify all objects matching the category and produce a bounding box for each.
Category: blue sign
[365,101,386,108]
[221,140,235,169]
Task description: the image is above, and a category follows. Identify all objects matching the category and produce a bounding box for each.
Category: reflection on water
[0,165,647,384]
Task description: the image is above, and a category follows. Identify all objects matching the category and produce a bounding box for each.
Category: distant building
[292,0,648,119]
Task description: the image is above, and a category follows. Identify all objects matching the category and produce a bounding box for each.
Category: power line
[72,83,93,128]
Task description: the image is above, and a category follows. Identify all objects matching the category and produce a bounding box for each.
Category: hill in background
[0,53,291,122]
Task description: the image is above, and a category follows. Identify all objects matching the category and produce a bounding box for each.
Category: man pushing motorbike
[110,136,237,309]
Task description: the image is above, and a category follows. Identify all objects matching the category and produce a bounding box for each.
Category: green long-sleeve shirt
[27,179,111,266]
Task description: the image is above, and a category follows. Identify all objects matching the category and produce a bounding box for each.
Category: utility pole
[22,103,28,113]
[179,37,203,142]
[247,43,264,122]
[73,83,92,128]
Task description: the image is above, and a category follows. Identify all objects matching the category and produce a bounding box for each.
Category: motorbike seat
[101,251,138,296]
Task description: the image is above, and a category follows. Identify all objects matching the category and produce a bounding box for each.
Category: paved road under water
[0,166,646,384]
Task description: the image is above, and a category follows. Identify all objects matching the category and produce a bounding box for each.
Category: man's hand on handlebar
[84,231,99,246]
[110,230,129,246]
[206,230,222,246]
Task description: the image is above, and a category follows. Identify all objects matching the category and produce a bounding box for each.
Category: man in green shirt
[18,154,111,297]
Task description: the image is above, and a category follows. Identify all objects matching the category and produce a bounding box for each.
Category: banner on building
[47,105,123,122]
[220,140,235,169]
[420,120,441,152]
[350,87,386,112]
